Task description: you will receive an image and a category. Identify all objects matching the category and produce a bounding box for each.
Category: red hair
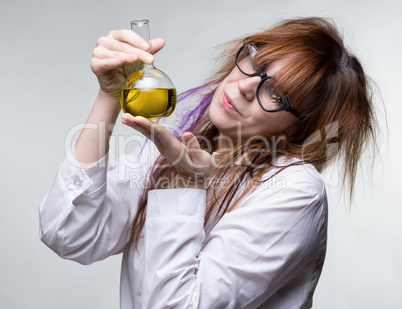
[131,17,377,244]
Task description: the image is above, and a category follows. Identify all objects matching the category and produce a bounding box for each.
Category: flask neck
[130,19,154,68]
[130,19,150,41]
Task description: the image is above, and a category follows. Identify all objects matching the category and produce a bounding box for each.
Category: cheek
[255,112,299,135]
[208,90,226,128]
[209,88,222,114]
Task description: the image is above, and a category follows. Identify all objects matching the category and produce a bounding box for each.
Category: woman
[39,17,376,308]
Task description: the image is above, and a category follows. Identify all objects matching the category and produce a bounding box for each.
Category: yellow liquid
[120,88,177,119]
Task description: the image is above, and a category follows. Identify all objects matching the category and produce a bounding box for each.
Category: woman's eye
[251,61,258,71]
[271,90,283,104]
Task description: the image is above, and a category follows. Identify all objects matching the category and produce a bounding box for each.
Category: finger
[182,132,201,151]
[97,37,154,64]
[109,30,165,54]
[109,30,150,50]
[121,114,182,160]
[184,133,216,173]
[121,114,158,140]
[91,56,127,72]
[129,115,172,144]
[148,38,165,54]
[182,133,207,170]
[93,46,134,61]
[91,55,139,75]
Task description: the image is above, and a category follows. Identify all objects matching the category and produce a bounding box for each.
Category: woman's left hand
[122,114,215,189]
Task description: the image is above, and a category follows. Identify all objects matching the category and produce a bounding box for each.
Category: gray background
[1,0,401,308]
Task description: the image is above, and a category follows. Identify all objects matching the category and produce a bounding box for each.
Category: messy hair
[131,17,377,244]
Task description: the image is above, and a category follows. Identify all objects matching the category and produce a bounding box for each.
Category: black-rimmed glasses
[235,42,301,118]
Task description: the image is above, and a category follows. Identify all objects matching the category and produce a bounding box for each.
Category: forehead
[240,54,289,77]
[265,58,289,76]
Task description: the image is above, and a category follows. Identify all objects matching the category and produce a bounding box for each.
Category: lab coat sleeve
[38,142,154,265]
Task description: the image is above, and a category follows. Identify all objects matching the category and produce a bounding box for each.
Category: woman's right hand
[90,30,165,98]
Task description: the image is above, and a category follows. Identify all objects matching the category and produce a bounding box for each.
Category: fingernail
[145,55,154,64]
[140,42,149,50]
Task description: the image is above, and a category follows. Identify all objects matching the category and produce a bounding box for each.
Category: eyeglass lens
[237,44,286,112]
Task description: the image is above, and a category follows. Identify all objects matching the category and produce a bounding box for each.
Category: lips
[222,93,241,114]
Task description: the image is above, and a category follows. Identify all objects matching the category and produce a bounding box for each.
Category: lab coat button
[74,178,82,188]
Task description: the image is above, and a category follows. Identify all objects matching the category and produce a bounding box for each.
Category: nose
[238,76,260,101]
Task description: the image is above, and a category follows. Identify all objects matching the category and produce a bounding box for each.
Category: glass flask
[120,19,177,119]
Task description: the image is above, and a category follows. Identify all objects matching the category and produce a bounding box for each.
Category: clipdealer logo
[64,120,340,189]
